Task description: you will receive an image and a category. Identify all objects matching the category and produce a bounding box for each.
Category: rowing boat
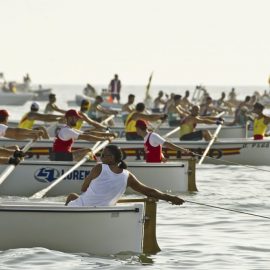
[0,197,160,255]
[7,120,252,139]
[0,160,197,196]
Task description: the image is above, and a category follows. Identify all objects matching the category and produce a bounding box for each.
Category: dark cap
[65,109,82,119]
[135,120,147,129]
[0,110,9,118]
[81,99,90,105]
[253,102,264,111]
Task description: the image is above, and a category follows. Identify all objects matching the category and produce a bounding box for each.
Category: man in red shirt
[135,120,189,163]
[51,109,116,161]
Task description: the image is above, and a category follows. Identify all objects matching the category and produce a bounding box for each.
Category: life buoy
[209,149,222,159]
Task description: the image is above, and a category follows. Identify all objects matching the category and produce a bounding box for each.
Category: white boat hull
[0,160,195,196]
[0,201,144,254]
[0,137,269,165]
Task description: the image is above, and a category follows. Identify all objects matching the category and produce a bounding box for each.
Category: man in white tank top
[66,145,185,207]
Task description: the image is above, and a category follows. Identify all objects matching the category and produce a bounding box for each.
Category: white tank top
[68,164,129,207]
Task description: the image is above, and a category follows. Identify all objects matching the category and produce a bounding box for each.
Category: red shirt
[53,135,74,153]
[144,132,162,163]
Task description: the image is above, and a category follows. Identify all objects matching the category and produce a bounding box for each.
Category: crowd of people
[1,75,270,208]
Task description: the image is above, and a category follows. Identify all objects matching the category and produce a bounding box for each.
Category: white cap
[31,102,40,111]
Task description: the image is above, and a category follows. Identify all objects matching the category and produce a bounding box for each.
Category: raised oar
[91,114,115,152]
[0,139,36,185]
[198,123,223,165]
[30,139,110,199]
[100,114,115,125]
[163,126,180,139]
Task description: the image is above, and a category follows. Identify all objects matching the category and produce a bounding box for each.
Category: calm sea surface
[1,85,270,269]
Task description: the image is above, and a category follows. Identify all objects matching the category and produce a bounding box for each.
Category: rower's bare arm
[127,173,185,205]
[97,105,118,115]
[79,112,107,129]
[86,130,117,138]
[133,112,165,122]
[0,147,14,157]
[30,112,62,122]
[176,105,189,117]
[52,104,66,114]
[196,117,216,125]
[81,164,102,192]
[78,133,110,142]
[5,127,40,140]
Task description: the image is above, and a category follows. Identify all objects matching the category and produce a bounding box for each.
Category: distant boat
[0,91,35,105]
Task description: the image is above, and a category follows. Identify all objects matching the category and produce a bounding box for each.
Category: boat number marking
[242,142,270,148]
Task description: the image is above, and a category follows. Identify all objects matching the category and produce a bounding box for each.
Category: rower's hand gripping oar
[30,139,111,199]
[0,138,38,185]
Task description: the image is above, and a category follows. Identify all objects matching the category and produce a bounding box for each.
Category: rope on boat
[185,200,270,220]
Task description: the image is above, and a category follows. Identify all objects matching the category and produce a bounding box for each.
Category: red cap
[65,109,82,119]
[0,110,9,118]
[135,120,147,129]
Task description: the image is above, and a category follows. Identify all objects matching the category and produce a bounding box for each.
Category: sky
[0,0,270,86]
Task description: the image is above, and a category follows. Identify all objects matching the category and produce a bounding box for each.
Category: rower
[180,105,223,141]
[135,120,189,162]
[18,102,63,139]
[121,94,135,124]
[75,99,108,131]
[0,109,43,164]
[252,102,270,140]
[179,90,193,110]
[87,95,118,125]
[125,102,167,141]
[44,93,66,114]
[167,95,189,127]
[66,144,185,207]
[50,109,116,161]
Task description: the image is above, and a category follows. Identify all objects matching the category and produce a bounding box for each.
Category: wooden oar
[163,126,180,139]
[30,139,110,199]
[101,114,115,125]
[0,139,35,185]
[91,115,115,152]
[198,123,223,165]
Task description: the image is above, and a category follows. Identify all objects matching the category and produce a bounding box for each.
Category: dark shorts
[111,93,120,101]
[180,130,203,141]
[126,132,143,141]
[152,108,162,113]
[50,152,73,161]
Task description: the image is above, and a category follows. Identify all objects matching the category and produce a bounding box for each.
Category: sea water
[0,85,270,269]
